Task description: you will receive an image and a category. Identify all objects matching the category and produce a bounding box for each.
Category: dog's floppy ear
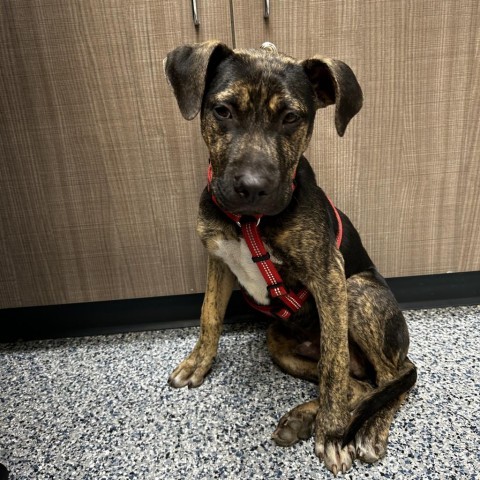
[164,41,233,120]
[302,57,363,136]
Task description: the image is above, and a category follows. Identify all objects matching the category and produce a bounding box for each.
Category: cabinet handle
[264,0,270,18]
[192,0,200,26]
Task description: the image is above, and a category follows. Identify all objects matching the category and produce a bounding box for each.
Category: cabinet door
[0,1,232,308]
[232,0,480,277]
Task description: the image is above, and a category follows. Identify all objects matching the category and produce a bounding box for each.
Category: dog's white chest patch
[212,238,282,305]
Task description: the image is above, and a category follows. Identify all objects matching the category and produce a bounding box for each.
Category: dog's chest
[212,237,282,305]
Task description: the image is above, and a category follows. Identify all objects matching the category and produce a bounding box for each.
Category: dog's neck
[206,162,342,249]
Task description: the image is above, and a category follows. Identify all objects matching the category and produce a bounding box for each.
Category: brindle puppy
[164,41,416,475]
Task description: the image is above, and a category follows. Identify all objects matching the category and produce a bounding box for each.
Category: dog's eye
[213,105,232,120]
[283,112,300,125]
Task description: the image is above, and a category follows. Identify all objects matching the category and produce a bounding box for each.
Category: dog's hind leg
[271,378,374,449]
[266,321,319,383]
[267,321,318,446]
[354,392,407,463]
[346,269,411,382]
[268,321,374,447]
[344,270,416,462]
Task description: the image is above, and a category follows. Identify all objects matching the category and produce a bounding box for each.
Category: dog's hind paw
[355,427,387,463]
[355,437,385,464]
[353,408,391,463]
[271,399,318,447]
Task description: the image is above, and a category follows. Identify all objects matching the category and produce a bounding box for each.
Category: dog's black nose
[233,173,270,201]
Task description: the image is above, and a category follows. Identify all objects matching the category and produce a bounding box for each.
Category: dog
[164,41,416,475]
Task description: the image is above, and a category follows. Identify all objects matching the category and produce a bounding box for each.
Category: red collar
[206,163,343,319]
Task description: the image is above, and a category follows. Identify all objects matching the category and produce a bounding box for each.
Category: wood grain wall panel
[232,0,480,278]
[1,0,479,310]
[0,1,232,307]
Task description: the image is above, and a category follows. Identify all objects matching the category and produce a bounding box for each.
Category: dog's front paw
[315,435,356,475]
[168,349,214,388]
[315,414,356,475]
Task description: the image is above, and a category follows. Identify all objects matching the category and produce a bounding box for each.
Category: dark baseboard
[1,271,479,343]
[386,271,480,310]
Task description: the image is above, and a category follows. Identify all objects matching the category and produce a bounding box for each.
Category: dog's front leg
[306,248,354,474]
[168,254,235,388]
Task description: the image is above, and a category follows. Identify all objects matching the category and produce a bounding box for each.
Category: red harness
[207,163,343,320]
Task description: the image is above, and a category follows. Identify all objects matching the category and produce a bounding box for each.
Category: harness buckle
[267,282,287,297]
[252,252,271,263]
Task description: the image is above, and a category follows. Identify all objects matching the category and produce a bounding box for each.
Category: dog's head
[164,41,363,216]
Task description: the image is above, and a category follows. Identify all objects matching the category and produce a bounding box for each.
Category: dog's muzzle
[212,168,290,216]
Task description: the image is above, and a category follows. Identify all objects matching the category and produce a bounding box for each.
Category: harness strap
[240,217,310,320]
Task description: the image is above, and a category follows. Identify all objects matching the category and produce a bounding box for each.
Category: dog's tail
[342,360,417,447]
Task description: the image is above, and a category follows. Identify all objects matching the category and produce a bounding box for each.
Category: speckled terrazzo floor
[0,305,479,480]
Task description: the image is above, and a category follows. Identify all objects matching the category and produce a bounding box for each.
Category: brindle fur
[165,41,416,475]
